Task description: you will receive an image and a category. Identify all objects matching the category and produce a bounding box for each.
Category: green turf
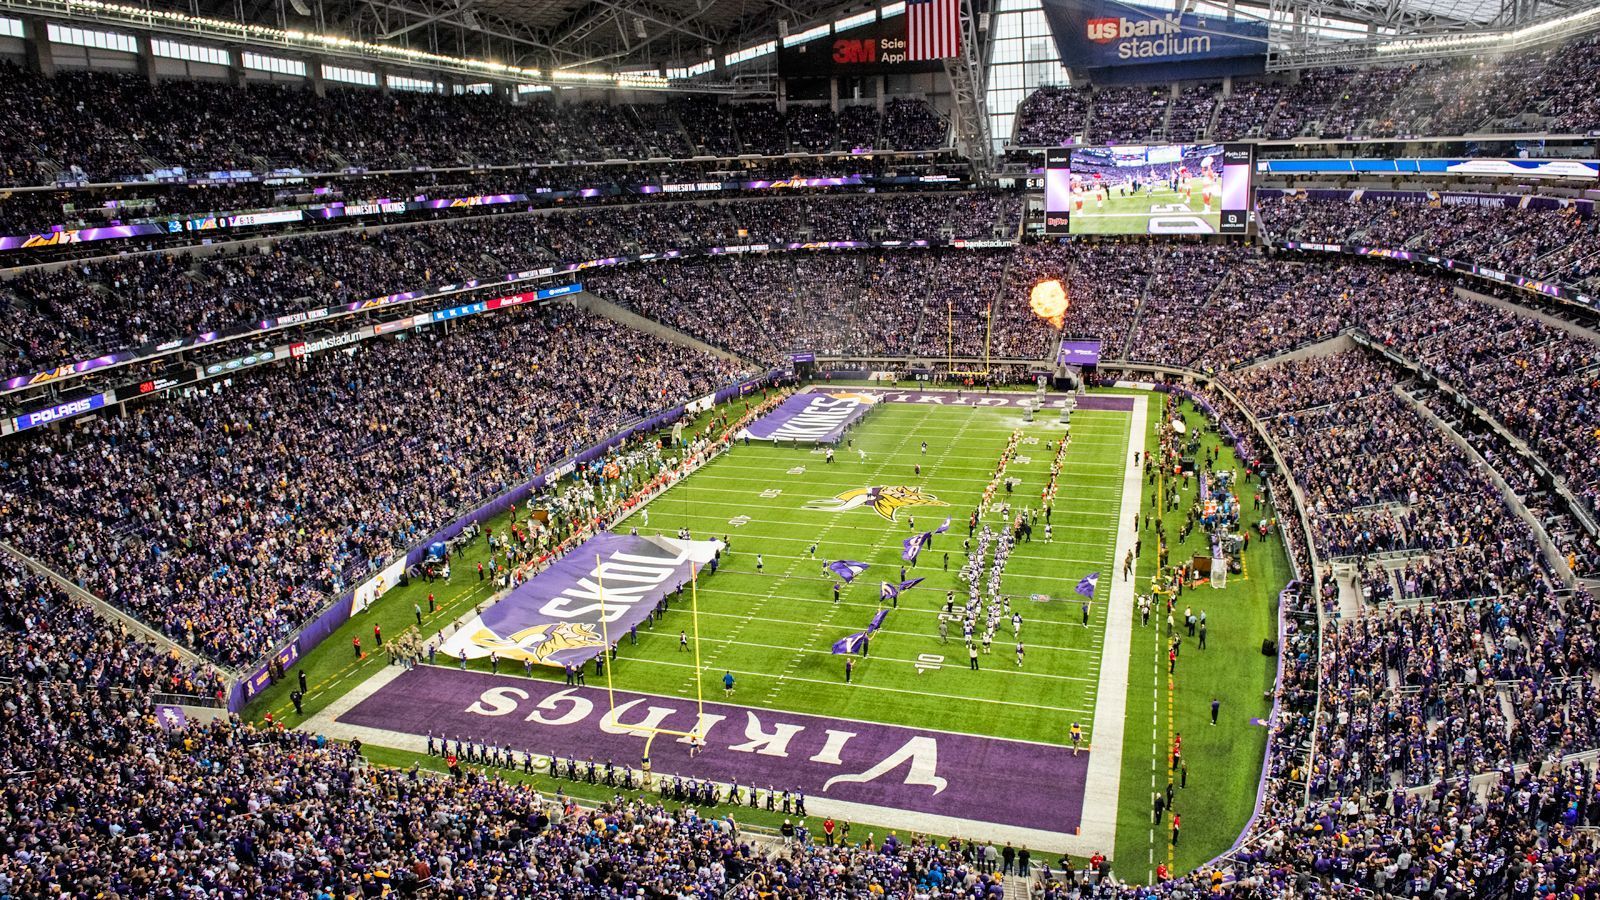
[245,386,1287,877]
[1112,392,1288,879]
[1067,186,1223,236]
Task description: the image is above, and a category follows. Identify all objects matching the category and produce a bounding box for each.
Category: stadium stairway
[1004,871,1037,898]
[572,289,753,367]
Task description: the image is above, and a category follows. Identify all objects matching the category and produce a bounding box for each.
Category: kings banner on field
[738,391,878,444]
[440,532,721,667]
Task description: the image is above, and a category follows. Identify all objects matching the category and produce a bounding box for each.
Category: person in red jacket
[823,818,836,847]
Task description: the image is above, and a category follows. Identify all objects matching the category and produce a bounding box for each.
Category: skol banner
[440,533,721,668]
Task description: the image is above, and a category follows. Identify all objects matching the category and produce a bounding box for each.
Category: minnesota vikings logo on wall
[806,486,950,521]
[467,622,605,664]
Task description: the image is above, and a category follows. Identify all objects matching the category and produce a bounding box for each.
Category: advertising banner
[1258,158,1600,180]
[1042,0,1266,79]
[12,392,111,432]
[778,14,947,76]
[736,390,878,443]
[1057,339,1103,366]
[439,533,721,668]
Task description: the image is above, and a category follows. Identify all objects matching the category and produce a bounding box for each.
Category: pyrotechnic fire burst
[1029,280,1069,329]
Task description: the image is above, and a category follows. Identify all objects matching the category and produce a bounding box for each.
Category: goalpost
[594,555,708,788]
[945,299,994,379]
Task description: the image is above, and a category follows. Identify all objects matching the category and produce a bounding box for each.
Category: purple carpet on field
[342,667,1089,833]
[838,387,1134,412]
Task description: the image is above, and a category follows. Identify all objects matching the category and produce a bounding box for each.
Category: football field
[272,386,1285,874]
[1069,186,1224,235]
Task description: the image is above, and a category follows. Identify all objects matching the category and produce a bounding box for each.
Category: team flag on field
[935,517,951,534]
[832,632,869,655]
[880,577,925,601]
[832,608,893,654]
[827,560,870,582]
[902,532,931,563]
[1075,572,1101,598]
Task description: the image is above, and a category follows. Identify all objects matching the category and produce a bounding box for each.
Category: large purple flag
[1075,572,1100,598]
[867,608,891,632]
[935,517,951,534]
[832,631,869,654]
[827,560,870,582]
[440,532,720,667]
[902,532,931,563]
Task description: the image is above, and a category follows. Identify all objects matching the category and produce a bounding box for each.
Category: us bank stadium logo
[468,622,605,663]
[806,486,949,521]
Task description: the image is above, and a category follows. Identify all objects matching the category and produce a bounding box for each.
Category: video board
[1045,143,1252,235]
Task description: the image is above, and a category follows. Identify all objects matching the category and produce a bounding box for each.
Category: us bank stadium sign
[1042,0,1266,78]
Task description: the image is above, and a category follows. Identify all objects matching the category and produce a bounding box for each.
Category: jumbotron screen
[1045,144,1252,235]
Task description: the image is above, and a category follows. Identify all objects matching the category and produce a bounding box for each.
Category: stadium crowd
[0,191,1017,380]
[0,62,948,185]
[0,307,748,666]
[1009,33,1600,147]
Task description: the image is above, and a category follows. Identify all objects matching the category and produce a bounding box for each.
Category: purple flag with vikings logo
[827,560,870,582]
[1075,572,1100,598]
[832,631,869,654]
[902,532,932,563]
[935,517,951,534]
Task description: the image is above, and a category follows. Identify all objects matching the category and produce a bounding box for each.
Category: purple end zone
[841,387,1135,412]
[341,667,1088,834]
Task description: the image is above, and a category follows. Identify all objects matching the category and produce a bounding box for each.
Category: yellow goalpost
[946,298,994,379]
[595,555,708,787]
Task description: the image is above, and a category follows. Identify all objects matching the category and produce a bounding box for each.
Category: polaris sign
[1044,0,1265,81]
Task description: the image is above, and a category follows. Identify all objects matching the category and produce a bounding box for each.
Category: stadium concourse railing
[224,367,790,713]
[811,355,1326,878]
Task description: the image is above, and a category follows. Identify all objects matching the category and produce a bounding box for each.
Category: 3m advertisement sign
[778,15,945,76]
[1043,0,1266,80]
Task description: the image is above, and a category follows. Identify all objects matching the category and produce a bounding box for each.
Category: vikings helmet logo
[806,486,950,521]
[468,621,604,665]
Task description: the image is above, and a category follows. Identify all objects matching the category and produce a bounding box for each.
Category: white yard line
[1077,393,1147,860]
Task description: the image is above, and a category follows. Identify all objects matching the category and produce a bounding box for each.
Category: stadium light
[1374,2,1600,54]
[3,0,694,89]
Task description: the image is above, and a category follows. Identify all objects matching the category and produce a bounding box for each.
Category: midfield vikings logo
[806,486,949,521]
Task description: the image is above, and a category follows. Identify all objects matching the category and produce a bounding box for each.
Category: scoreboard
[1044,143,1253,236]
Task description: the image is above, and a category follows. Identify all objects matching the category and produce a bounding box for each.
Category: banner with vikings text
[439,532,721,668]
[736,390,878,444]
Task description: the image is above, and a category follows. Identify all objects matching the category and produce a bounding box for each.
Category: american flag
[906,0,960,61]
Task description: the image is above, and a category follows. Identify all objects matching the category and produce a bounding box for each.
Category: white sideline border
[1075,393,1145,859]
